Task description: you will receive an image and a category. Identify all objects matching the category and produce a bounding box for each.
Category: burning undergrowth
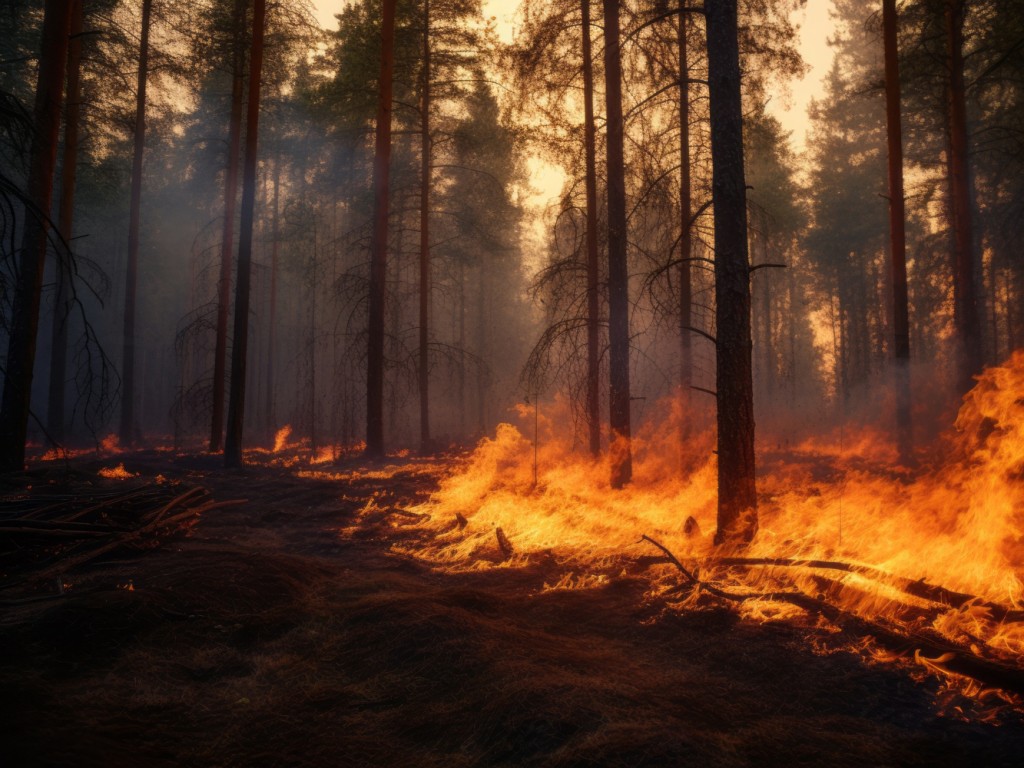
[6,434,1024,762]
[362,352,1024,713]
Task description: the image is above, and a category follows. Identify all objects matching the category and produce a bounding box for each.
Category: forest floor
[2,451,1024,767]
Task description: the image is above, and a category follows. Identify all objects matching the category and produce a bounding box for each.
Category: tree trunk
[457,258,466,440]
[119,0,153,447]
[419,0,432,453]
[476,266,488,434]
[602,0,632,488]
[46,0,83,445]
[265,149,280,437]
[706,0,757,545]
[581,0,601,457]
[678,9,694,437]
[223,0,267,468]
[945,0,982,395]
[365,0,398,458]
[0,0,73,472]
[883,0,912,462]
[210,0,247,453]
[309,223,318,456]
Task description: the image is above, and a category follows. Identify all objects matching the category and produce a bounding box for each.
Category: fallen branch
[641,535,1024,696]
[714,556,1024,623]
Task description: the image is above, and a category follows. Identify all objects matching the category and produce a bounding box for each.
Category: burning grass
[3,444,1024,763]
[361,352,1024,706]
[7,356,1024,760]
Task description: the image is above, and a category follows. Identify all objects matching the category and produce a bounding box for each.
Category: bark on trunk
[119,0,153,447]
[210,0,247,453]
[602,0,632,488]
[419,0,432,453]
[582,0,601,457]
[944,0,982,395]
[46,0,83,445]
[706,0,757,544]
[883,0,913,463]
[678,9,693,435]
[365,0,398,458]
[265,150,280,437]
[223,0,267,468]
[0,0,74,471]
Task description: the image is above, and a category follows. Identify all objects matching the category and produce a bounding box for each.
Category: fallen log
[642,535,1024,696]
[713,556,1024,624]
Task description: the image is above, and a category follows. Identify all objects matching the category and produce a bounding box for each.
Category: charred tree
[582,0,601,457]
[944,0,982,395]
[119,0,153,447]
[419,0,432,453]
[0,0,74,472]
[223,0,267,468]
[365,0,398,459]
[882,0,912,462]
[46,0,84,444]
[602,0,632,488]
[210,0,247,453]
[706,0,757,544]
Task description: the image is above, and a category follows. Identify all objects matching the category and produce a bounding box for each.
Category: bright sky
[312,1,836,151]
[310,0,837,216]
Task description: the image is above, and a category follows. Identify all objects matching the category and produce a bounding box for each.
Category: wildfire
[98,463,138,480]
[273,425,293,453]
[385,353,1024,694]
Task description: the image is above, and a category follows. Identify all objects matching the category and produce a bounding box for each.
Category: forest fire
[7,0,1024,761]
[376,353,1024,701]
[97,462,139,480]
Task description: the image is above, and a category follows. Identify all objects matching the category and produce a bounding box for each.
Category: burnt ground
[2,452,1024,767]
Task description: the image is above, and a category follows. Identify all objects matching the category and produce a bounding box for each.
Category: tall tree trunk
[223,0,267,468]
[602,0,632,488]
[46,0,83,445]
[883,0,912,463]
[678,8,693,437]
[119,0,153,447]
[265,149,280,437]
[419,0,432,453]
[581,0,601,457]
[0,0,73,472]
[210,0,247,453]
[706,0,757,545]
[365,0,398,458]
[476,266,488,434]
[309,223,318,456]
[945,0,981,395]
[457,258,466,440]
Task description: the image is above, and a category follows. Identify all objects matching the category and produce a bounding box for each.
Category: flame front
[395,353,1024,671]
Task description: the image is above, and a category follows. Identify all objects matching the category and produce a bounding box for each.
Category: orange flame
[387,354,1024,673]
[273,425,293,453]
[98,463,138,480]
